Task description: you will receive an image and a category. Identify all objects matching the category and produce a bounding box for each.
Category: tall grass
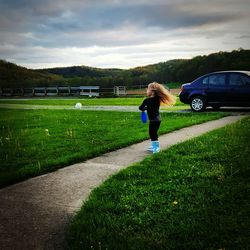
[66,117,250,250]
[0,109,228,187]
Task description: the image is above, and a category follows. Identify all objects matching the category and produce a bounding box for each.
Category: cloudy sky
[0,0,249,69]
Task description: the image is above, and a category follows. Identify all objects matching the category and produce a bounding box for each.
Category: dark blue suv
[179,71,250,111]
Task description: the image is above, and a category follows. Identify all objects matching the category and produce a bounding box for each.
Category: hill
[1,49,250,88]
[0,60,64,88]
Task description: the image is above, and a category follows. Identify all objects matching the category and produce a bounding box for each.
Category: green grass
[0,109,228,187]
[166,82,182,89]
[0,97,185,107]
[66,117,250,250]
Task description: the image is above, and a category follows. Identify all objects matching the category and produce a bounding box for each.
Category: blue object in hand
[141,111,148,123]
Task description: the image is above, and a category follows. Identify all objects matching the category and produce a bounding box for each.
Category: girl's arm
[139,99,147,111]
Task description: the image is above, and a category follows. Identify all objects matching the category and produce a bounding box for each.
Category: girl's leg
[149,121,161,141]
[149,121,161,153]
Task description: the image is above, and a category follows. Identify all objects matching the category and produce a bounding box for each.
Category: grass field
[0,97,185,107]
[166,82,182,89]
[66,117,250,250]
[0,109,228,187]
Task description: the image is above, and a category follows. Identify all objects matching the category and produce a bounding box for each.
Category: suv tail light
[180,85,184,92]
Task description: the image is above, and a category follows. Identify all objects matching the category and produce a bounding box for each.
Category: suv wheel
[190,96,206,112]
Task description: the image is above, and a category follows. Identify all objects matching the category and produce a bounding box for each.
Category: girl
[139,82,176,153]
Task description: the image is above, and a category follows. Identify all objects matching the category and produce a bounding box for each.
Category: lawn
[66,117,250,250]
[0,109,228,187]
[166,82,182,89]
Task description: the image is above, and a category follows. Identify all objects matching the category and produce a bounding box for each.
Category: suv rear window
[202,74,226,86]
[209,74,226,86]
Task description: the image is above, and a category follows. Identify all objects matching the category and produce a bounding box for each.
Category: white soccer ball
[75,102,82,109]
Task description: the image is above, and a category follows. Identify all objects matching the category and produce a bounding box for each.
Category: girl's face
[147,87,154,97]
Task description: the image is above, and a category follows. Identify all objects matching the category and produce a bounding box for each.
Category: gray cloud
[0,0,249,68]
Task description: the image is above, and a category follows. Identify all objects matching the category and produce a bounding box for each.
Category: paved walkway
[1,103,250,113]
[0,115,246,250]
[0,103,188,112]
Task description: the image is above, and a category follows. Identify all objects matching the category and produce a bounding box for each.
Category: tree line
[1,48,249,89]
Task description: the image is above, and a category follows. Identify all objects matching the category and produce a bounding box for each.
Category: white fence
[0,86,99,97]
[0,85,148,97]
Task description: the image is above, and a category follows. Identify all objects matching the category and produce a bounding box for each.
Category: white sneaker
[147,142,153,151]
[152,141,160,154]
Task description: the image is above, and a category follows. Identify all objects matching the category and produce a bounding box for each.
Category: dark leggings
[149,121,161,141]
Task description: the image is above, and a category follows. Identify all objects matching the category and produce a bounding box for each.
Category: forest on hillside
[0,49,249,88]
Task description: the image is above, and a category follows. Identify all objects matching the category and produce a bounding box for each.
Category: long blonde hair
[148,82,176,106]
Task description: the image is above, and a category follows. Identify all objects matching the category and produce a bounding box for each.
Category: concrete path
[0,103,188,112]
[0,115,246,250]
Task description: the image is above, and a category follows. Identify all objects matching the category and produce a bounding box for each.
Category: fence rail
[0,85,149,97]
